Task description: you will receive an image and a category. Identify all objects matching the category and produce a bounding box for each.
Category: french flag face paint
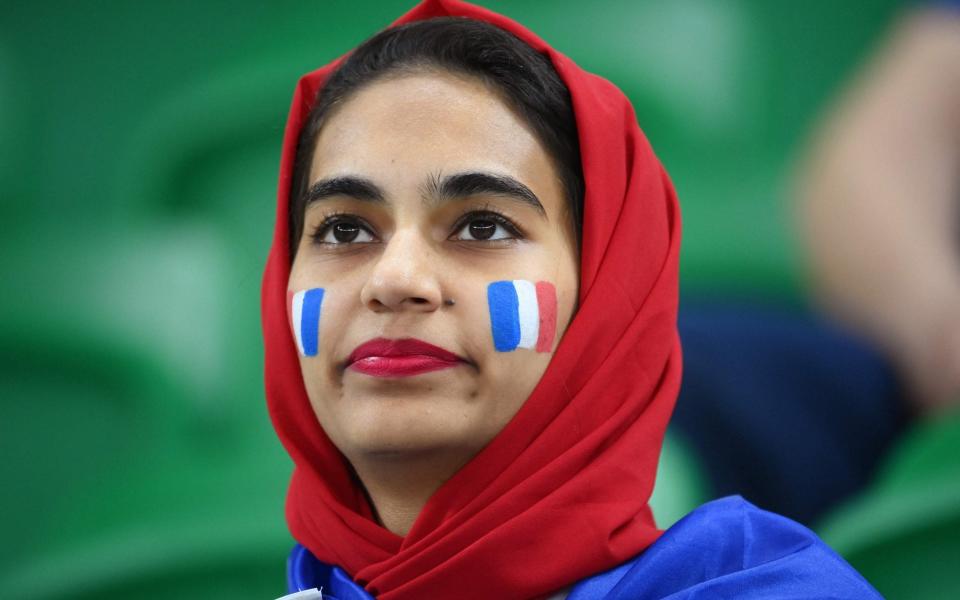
[287,288,325,357]
[487,280,558,353]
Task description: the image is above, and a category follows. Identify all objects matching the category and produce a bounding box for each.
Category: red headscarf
[262,0,682,597]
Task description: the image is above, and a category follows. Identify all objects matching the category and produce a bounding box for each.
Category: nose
[360,228,443,313]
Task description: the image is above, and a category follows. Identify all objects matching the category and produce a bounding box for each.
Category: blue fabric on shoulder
[287,497,881,599]
[287,543,374,600]
[567,496,881,599]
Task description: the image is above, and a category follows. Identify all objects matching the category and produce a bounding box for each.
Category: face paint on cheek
[288,288,325,357]
[487,280,557,353]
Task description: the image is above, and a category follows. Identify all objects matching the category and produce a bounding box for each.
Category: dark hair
[288,17,584,260]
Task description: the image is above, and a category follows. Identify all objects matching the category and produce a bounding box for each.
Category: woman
[263,1,880,598]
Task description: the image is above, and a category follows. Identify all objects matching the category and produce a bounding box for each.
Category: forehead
[309,71,563,206]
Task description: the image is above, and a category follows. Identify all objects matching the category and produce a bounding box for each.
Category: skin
[288,69,579,535]
[795,8,960,411]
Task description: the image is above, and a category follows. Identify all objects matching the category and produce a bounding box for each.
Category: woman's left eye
[451,213,520,242]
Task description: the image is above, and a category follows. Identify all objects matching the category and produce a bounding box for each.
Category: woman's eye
[452,216,516,242]
[316,219,375,244]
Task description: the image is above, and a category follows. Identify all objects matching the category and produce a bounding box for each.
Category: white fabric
[275,588,323,600]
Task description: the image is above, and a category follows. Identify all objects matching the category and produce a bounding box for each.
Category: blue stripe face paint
[290,288,325,357]
[488,281,522,352]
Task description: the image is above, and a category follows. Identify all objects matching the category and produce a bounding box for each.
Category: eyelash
[309,208,525,245]
[309,211,373,245]
[451,208,525,241]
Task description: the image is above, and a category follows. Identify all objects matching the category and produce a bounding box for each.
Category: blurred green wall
[1,1,904,597]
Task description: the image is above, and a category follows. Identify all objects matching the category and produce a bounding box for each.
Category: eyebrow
[423,171,546,217]
[303,176,386,205]
[303,171,546,217]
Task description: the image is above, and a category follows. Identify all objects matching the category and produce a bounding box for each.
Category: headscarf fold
[261,1,682,597]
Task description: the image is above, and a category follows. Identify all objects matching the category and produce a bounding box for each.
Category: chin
[309,377,520,462]
[329,395,487,457]
[357,409,476,451]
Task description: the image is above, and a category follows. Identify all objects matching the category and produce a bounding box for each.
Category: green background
[5,1,957,598]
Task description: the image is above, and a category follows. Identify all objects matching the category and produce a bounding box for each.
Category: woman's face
[289,70,578,468]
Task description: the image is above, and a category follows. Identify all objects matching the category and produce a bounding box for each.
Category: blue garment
[672,302,906,525]
[286,496,880,599]
[287,545,375,600]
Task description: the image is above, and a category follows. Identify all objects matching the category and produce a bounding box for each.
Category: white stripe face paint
[291,290,306,356]
[513,279,540,350]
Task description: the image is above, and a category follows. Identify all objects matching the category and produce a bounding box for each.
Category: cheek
[486,280,559,353]
[287,292,357,354]
[287,283,354,413]
[555,266,579,339]
[287,287,326,357]
[290,288,354,438]
[548,241,580,344]
[287,259,360,360]
[473,279,560,421]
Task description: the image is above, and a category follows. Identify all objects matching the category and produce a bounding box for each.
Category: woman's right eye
[313,218,376,244]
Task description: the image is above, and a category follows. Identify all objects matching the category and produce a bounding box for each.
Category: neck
[351,449,471,536]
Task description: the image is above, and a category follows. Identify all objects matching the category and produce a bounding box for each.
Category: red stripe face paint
[535,281,557,352]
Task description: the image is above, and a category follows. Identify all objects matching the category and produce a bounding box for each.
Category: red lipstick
[346,338,466,378]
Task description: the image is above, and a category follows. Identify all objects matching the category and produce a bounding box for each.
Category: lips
[346,338,466,378]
